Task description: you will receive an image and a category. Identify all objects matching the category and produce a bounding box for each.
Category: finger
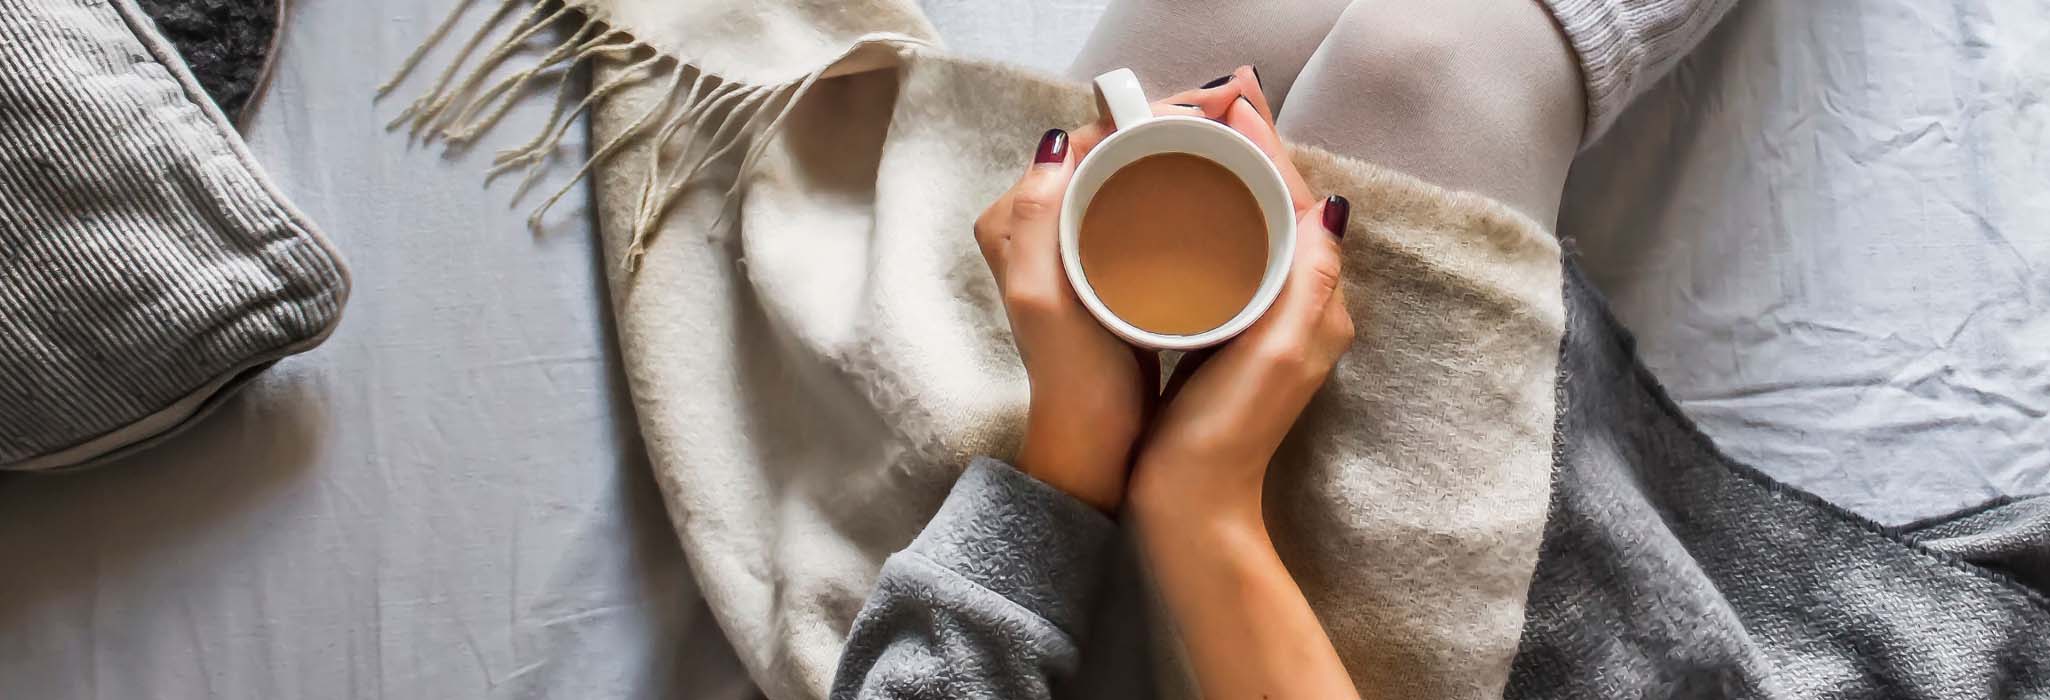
[1324,283,1356,346]
[1153,85,1241,121]
[1233,65,1277,124]
[1221,95,1316,215]
[973,196,1011,289]
[1066,102,1197,161]
[1259,195,1350,336]
[1159,65,1271,123]
[1066,116,1113,160]
[1071,65,1271,158]
[1003,128,1076,286]
[1135,348,1162,433]
[1067,97,1227,161]
[1160,348,1218,405]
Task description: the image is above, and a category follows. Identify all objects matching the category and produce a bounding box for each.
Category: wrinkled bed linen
[0,0,346,470]
[1564,0,2050,525]
[0,1,753,697]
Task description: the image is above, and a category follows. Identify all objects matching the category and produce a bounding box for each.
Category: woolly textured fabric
[1906,497,2050,595]
[1507,261,2050,697]
[133,0,278,119]
[586,46,1564,700]
[0,0,346,469]
[371,0,1574,696]
[373,0,1751,698]
[831,458,1117,699]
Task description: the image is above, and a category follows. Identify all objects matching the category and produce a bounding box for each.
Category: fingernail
[1235,95,1254,111]
[1201,74,1233,89]
[1323,195,1350,239]
[1251,65,1263,88]
[1034,128,1068,165]
[1171,103,1200,109]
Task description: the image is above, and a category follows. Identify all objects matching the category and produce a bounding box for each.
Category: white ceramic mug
[1059,68,1297,351]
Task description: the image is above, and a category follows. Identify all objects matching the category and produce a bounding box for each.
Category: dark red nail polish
[1251,65,1263,88]
[1201,74,1233,89]
[1172,103,1199,109]
[1323,195,1350,238]
[1034,128,1067,165]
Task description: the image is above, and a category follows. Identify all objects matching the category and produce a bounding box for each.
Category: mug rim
[1058,114,1297,351]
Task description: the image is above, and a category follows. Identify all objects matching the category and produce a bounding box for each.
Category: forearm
[1133,475,1360,700]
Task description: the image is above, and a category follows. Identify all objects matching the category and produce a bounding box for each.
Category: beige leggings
[1068,0,1585,228]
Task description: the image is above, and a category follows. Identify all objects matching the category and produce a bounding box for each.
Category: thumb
[1222,96,1315,215]
[1011,128,1073,218]
[1006,128,1075,277]
[1263,195,1349,333]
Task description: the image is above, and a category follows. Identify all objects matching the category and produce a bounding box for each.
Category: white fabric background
[2,0,2039,698]
[1567,0,2050,525]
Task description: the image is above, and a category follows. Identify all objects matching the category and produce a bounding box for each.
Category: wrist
[1017,400,1137,513]
[1128,452,1268,535]
[1132,485,1272,563]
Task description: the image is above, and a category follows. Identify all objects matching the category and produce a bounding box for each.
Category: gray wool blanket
[1508,261,2050,697]
[382,0,2048,696]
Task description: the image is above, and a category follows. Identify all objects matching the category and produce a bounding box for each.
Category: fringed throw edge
[378,0,919,271]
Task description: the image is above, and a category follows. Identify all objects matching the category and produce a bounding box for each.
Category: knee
[1312,0,1585,139]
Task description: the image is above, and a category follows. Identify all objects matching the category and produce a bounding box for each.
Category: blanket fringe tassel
[380,0,832,272]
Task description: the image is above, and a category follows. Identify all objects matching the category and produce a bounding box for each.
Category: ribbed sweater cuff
[1538,0,1734,143]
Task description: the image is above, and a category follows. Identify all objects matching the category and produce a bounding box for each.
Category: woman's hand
[975,68,1292,513]
[1120,69,1361,700]
[1127,67,1355,525]
[1128,195,1354,522]
[974,128,1153,514]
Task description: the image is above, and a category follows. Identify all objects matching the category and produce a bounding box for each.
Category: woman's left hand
[975,127,1155,513]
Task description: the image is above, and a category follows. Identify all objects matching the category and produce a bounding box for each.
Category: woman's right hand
[1128,193,1354,525]
[1125,73,1355,526]
[1120,89,1360,699]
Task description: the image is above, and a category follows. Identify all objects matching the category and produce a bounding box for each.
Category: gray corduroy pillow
[0,0,348,470]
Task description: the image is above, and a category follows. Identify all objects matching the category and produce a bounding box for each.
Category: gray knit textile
[133,0,279,119]
[0,0,346,469]
[1539,0,1739,143]
[1507,260,2050,697]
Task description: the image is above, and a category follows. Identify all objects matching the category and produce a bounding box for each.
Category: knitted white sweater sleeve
[1538,0,1738,141]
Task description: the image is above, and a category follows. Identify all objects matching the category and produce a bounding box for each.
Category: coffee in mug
[1058,69,1297,351]
[1078,153,1268,336]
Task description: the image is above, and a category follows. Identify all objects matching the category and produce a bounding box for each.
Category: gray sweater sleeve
[1538,0,1738,141]
[830,457,1117,700]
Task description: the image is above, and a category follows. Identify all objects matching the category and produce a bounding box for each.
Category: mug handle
[1093,69,1152,131]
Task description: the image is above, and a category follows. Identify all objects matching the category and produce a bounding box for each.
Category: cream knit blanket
[386,1,1564,698]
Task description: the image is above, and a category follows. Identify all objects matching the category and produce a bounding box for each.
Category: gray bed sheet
[0,1,753,697]
[1565,0,2050,526]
